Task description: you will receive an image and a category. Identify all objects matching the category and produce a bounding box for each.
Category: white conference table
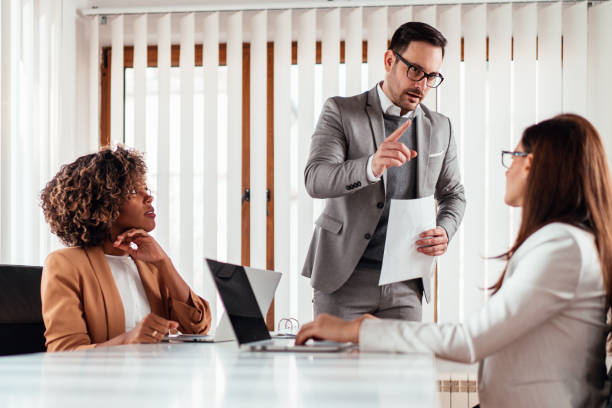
[0,339,448,408]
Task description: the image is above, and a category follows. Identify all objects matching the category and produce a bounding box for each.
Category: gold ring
[152,330,158,337]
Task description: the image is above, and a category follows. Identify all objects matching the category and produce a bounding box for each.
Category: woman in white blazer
[296,114,612,408]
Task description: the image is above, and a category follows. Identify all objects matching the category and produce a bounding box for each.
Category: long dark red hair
[491,114,612,310]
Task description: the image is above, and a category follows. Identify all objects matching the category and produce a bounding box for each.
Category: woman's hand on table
[295,313,376,345]
[123,313,179,344]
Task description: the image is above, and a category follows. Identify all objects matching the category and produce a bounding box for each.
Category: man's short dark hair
[389,22,447,57]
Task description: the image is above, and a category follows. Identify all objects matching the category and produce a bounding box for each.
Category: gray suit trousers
[313,260,423,321]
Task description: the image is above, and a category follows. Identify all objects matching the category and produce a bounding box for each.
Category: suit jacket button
[377,202,384,209]
[357,181,361,187]
[364,233,371,240]
[346,185,351,190]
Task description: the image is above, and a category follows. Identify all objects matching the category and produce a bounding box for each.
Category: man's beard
[396,88,424,110]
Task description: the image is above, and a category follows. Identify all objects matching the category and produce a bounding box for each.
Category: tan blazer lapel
[414,105,431,198]
[134,260,165,317]
[84,247,126,338]
[365,85,387,190]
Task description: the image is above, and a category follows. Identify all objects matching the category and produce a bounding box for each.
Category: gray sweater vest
[361,113,417,264]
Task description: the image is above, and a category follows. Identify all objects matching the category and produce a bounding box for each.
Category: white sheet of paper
[379,196,437,286]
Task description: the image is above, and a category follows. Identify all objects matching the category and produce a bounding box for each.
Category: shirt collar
[377,82,414,118]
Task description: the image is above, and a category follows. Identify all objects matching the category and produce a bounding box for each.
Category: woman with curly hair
[40,146,211,351]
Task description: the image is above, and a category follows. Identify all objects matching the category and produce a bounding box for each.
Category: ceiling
[84,0,567,14]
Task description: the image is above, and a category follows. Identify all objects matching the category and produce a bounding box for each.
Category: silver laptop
[167,265,282,343]
[205,258,355,353]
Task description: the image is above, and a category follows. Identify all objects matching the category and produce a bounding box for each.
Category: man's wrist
[366,154,381,182]
[436,224,450,240]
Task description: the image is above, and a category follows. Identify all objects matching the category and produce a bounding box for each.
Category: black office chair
[0,264,46,355]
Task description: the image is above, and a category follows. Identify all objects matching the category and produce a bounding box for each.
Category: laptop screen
[206,259,271,345]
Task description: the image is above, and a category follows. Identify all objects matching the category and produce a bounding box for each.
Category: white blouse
[105,254,151,332]
[360,222,610,407]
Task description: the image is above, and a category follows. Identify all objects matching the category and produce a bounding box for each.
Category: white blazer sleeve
[359,225,582,363]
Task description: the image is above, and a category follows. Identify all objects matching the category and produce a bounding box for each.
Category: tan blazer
[41,246,212,352]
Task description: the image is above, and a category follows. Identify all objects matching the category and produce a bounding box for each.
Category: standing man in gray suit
[302,22,466,321]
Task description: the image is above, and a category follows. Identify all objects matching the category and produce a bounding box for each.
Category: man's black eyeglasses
[392,50,444,88]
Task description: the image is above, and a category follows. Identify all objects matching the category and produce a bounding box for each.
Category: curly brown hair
[41,145,148,247]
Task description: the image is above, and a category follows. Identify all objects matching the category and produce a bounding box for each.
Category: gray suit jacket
[302,86,466,300]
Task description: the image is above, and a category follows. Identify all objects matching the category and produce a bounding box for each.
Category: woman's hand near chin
[114,228,190,303]
[113,228,168,264]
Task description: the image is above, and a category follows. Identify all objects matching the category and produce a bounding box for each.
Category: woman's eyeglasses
[501,150,529,169]
[127,186,153,198]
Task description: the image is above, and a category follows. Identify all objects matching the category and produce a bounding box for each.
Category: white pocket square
[429,151,444,158]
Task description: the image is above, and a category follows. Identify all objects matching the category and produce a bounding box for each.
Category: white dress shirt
[366,83,415,183]
[105,254,152,332]
[359,222,609,407]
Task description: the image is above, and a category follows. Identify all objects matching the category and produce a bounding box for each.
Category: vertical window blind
[1,0,96,267]
[2,1,612,329]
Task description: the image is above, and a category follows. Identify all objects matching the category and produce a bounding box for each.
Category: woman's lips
[145,211,156,218]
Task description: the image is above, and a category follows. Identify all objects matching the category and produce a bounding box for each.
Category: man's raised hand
[371,119,417,178]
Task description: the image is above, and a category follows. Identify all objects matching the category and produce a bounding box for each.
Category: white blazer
[360,223,610,407]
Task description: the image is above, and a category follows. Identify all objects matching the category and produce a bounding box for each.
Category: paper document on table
[379,196,436,286]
